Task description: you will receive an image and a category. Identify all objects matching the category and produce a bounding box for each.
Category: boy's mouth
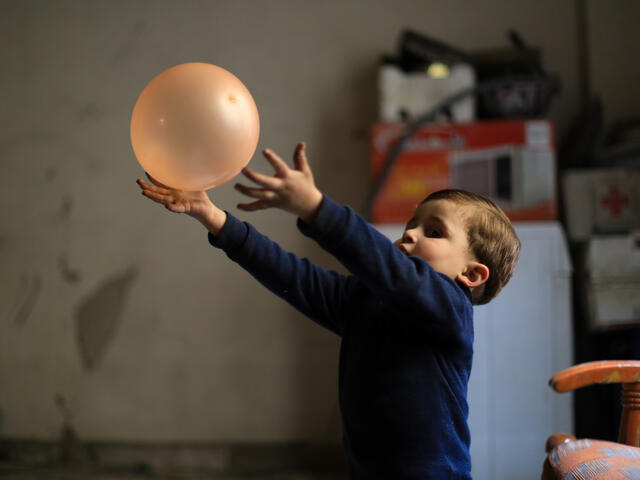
[398,245,409,256]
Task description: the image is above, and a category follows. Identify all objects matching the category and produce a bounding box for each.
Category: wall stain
[58,253,81,285]
[55,394,88,465]
[75,267,137,371]
[110,20,146,62]
[14,273,42,326]
[59,195,72,222]
[76,103,101,122]
[45,166,58,181]
[0,130,100,177]
[0,130,60,162]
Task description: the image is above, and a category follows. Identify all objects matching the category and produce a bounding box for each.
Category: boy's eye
[425,228,442,238]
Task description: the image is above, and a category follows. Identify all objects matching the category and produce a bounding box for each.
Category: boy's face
[394,199,475,282]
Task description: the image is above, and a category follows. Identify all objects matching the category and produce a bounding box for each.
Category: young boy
[137,142,520,479]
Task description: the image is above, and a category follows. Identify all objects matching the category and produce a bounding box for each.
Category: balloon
[130,63,260,191]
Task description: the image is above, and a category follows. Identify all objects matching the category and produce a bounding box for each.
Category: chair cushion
[548,438,640,479]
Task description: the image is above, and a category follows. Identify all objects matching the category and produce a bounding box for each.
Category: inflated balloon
[131,63,260,191]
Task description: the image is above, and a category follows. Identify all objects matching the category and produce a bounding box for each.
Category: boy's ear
[456,262,490,289]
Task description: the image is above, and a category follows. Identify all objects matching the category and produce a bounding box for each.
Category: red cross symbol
[600,185,630,217]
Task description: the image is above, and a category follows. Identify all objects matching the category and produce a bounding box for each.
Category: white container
[378,63,475,123]
[585,234,640,329]
[562,169,640,241]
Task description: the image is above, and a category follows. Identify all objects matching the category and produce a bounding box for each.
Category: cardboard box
[370,120,556,223]
[583,234,640,330]
[562,169,640,241]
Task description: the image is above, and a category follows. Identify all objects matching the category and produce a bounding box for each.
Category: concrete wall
[0,0,630,444]
[586,0,640,129]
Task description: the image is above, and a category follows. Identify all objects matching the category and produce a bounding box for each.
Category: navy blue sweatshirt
[208,195,474,479]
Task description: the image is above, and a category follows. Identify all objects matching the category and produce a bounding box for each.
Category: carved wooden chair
[543,360,640,480]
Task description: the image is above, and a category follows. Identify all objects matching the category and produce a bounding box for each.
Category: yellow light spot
[426,62,450,79]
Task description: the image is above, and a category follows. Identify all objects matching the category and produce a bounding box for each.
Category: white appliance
[449,145,555,211]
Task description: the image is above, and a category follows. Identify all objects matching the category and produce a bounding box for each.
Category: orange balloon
[130,63,260,191]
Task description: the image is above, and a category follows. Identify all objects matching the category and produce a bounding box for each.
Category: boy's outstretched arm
[235,142,323,223]
[241,143,472,340]
[136,175,227,235]
[137,157,350,336]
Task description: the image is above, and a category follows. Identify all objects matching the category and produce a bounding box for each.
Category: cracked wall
[1,0,624,443]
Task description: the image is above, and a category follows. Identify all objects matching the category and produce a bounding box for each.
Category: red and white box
[370,120,557,224]
[562,169,640,241]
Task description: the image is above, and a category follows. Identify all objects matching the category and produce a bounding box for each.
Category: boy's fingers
[234,183,277,201]
[241,167,282,189]
[141,188,172,205]
[263,148,290,177]
[146,173,171,189]
[293,142,309,173]
[137,178,172,195]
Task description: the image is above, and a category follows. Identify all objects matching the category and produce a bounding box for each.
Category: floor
[0,438,348,480]
[0,465,348,480]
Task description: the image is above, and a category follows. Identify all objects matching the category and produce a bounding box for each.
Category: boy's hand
[235,142,323,223]
[136,175,227,235]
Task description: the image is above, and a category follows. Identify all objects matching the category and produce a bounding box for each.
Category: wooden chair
[543,360,640,480]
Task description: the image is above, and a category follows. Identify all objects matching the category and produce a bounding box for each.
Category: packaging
[370,120,556,223]
[562,169,640,241]
[378,63,475,123]
[583,234,640,330]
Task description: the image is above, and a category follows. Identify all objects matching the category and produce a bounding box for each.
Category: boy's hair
[422,189,520,305]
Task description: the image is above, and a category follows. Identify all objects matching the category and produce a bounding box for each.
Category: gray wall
[586,0,640,128]
[0,0,636,443]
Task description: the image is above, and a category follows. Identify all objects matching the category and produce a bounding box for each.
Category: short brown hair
[422,189,520,305]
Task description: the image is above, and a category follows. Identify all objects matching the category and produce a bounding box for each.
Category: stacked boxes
[370,120,557,224]
[563,169,640,329]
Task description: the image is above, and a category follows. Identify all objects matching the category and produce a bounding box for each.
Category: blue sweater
[208,195,474,479]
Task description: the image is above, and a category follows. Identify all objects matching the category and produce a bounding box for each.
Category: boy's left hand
[235,142,323,224]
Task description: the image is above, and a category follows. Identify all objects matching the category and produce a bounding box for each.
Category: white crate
[585,234,640,329]
[378,63,475,123]
[562,169,640,241]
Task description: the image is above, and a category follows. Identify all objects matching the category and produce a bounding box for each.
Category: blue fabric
[209,195,474,479]
[567,460,613,480]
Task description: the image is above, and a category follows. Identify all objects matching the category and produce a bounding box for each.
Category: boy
[137,142,520,479]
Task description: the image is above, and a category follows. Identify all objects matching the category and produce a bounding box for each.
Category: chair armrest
[550,360,640,392]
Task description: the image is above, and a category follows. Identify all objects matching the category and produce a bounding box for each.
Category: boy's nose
[402,229,417,243]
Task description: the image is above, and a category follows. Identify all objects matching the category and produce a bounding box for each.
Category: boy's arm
[298,195,472,331]
[136,170,349,336]
[208,212,352,335]
[235,144,471,340]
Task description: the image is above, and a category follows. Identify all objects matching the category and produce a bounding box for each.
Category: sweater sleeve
[298,195,472,342]
[208,212,352,336]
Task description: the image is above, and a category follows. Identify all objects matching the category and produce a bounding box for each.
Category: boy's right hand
[234,142,323,224]
[136,175,227,235]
